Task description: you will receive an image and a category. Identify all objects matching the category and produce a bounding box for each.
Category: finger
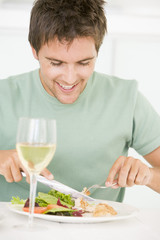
[111,179,120,189]
[134,166,149,185]
[143,168,152,185]
[135,172,144,185]
[106,178,119,188]
[142,175,150,185]
[106,156,126,184]
[126,159,140,187]
[26,174,30,184]
[19,165,30,184]
[118,157,134,187]
[40,168,54,180]
[4,166,14,183]
[11,151,27,182]
[10,161,23,182]
[127,169,138,187]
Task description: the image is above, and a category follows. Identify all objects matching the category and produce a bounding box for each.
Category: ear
[31,45,39,60]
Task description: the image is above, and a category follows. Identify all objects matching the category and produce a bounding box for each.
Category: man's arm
[106,146,160,194]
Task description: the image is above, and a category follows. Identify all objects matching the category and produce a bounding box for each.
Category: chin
[60,99,78,104]
[58,96,79,104]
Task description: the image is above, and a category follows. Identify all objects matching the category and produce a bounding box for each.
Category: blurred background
[0,0,160,208]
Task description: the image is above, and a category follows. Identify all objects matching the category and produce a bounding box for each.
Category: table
[0,202,160,240]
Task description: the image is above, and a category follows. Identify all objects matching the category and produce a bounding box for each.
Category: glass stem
[28,173,37,228]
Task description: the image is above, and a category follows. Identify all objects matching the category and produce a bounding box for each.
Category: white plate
[8,200,138,224]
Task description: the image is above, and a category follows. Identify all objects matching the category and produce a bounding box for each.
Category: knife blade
[22,172,94,201]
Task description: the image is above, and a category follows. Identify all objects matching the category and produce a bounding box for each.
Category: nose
[63,64,77,85]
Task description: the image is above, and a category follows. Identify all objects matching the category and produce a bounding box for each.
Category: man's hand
[0,150,54,183]
[105,156,152,189]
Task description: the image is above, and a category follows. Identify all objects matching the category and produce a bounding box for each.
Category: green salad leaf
[37,192,58,205]
[11,189,75,210]
[35,197,48,207]
[44,206,74,215]
[48,189,75,206]
[11,196,25,205]
[36,192,73,208]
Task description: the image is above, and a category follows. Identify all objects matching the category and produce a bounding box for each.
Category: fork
[86,182,117,192]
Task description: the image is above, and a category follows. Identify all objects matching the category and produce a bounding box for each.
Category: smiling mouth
[57,82,78,92]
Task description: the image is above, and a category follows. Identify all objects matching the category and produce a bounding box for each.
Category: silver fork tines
[87,183,117,192]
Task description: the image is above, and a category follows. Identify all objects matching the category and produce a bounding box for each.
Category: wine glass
[16,117,56,230]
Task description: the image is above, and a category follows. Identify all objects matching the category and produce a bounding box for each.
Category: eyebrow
[45,56,95,63]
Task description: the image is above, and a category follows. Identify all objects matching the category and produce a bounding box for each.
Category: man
[0,0,160,202]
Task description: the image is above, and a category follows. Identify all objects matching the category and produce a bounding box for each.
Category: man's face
[32,37,97,104]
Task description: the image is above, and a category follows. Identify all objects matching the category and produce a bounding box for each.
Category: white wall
[0,2,160,209]
[0,7,38,77]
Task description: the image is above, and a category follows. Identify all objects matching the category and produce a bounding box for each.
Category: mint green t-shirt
[0,69,160,202]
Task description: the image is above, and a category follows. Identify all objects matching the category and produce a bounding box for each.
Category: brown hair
[28,0,107,53]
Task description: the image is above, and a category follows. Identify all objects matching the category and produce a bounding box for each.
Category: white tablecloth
[0,202,160,240]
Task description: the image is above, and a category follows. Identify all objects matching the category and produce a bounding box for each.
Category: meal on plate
[11,189,117,217]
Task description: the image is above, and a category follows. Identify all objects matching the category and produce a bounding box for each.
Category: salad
[11,189,117,217]
[11,189,83,217]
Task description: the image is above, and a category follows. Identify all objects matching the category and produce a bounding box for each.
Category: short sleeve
[131,92,160,155]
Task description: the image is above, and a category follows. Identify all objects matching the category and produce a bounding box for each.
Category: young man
[0,0,160,202]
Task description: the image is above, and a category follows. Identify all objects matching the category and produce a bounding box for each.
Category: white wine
[16,143,56,173]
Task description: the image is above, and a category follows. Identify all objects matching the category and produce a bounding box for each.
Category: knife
[22,172,94,201]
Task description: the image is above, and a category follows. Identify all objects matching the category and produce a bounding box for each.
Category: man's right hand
[0,149,30,183]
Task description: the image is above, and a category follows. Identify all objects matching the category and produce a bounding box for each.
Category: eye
[50,61,62,66]
[79,61,90,66]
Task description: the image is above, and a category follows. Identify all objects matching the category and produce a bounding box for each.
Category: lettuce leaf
[35,197,48,207]
[44,206,74,215]
[37,192,73,208]
[37,192,58,205]
[48,189,75,207]
[11,196,25,205]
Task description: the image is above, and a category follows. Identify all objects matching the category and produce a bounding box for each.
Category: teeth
[59,83,75,90]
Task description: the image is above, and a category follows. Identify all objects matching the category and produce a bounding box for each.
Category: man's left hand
[105,156,151,188]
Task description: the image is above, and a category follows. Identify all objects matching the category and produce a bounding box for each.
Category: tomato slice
[23,207,48,214]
